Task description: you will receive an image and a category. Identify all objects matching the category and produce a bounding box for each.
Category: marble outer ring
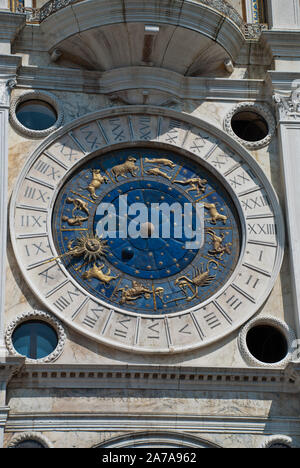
[238,315,296,368]
[9,106,285,354]
[9,90,64,139]
[5,309,66,363]
[224,102,276,150]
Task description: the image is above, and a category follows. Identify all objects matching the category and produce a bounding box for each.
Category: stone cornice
[5,411,300,437]
[0,11,26,43]
[262,30,300,58]
[8,363,299,394]
[16,65,265,101]
[0,356,25,387]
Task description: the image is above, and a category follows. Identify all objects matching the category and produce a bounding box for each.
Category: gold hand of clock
[40,233,108,267]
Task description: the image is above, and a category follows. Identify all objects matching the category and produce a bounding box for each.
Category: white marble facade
[1,0,300,449]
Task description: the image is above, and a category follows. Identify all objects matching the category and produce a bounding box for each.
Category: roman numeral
[35,160,61,181]
[226,295,242,310]
[139,117,152,140]
[248,223,276,235]
[204,312,221,329]
[147,322,160,339]
[114,318,131,338]
[109,118,125,142]
[82,307,104,329]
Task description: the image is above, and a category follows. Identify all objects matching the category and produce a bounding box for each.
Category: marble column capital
[273,84,300,123]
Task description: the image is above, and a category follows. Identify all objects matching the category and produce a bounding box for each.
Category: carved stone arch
[94,431,222,448]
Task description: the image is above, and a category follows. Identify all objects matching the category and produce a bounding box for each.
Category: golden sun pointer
[67,233,109,262]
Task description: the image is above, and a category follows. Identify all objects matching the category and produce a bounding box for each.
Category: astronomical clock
[10,108,284,354]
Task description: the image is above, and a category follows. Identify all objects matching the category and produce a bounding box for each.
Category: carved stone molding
[7,432,53,448]
[261,435,293,448]
[274,87,300,121]
[5,310,66,363]
[238,315,296,368]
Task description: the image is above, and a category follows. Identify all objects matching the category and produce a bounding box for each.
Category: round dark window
[246,325,288,364]
[16,100,57,131]
[14,440,45,448]
[12,320,58,360]
[231,111,269,142]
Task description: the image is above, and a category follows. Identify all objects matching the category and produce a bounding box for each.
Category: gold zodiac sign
[206,229,232,260]
[204,202,227,225]
[118,281,164,304]
[176,177,207,195]
[145,167,172,180]
[111,157,139,181]
[66,197,89,216]
[144,157,176,168]
[82,263,119,284]
[38,233,109,267]
[83,169,109,200]
[62,215,88,226]
[175,260,218,301]
[67,233,108,262]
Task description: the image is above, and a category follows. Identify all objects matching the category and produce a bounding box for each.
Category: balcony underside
[37,0,245,75]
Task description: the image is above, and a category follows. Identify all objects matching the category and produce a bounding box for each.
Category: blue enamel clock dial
[52,147,241,315]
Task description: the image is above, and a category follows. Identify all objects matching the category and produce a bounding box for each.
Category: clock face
[10,110,284,354]
[52,147,241,315]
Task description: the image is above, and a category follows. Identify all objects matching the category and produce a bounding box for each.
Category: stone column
[274,86,300,336]
[0,77,16,449]
[267,0,300,30]
[0,78,15,356]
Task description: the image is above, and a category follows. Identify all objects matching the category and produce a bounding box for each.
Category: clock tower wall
[2,0,300,450]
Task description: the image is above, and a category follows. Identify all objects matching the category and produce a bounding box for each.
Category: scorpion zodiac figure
[175,260,218,301]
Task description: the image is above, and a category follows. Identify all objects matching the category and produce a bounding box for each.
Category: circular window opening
[246,325,288,364]
[12,320,58,360]
[16,100,57,131]
[231,111,269,142]
[14,440,45,449]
